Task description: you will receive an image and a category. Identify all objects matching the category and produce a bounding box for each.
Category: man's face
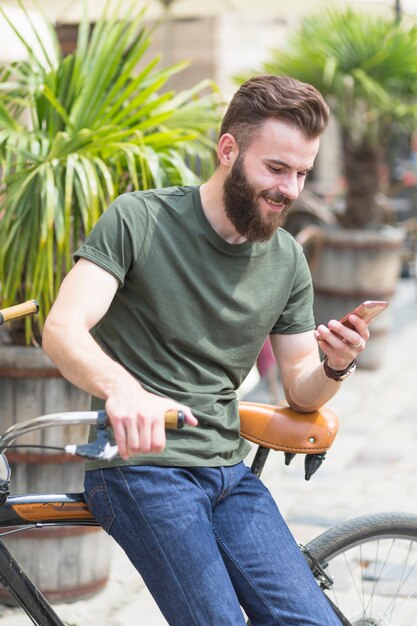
[222,119,320,243]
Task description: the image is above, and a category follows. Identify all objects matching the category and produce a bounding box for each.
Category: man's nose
[278,174,300,201]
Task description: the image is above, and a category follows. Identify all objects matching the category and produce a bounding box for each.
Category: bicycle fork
[0,538,65,626]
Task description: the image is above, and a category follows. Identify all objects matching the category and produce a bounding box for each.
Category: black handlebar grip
[0,299,39,326]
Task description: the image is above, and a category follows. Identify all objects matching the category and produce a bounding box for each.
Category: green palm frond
[258,9,417,144]
[0,1,221,340]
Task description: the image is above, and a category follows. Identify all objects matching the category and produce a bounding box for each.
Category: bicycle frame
[0,412,102,625]
[0,492,94,528]
[0,492,97,626]
[0,539,66,626]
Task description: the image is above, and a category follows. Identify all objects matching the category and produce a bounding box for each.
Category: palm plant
[257,8,417,228]
[0,2,221,342]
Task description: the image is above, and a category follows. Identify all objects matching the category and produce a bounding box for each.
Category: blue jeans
[84,462,340,625]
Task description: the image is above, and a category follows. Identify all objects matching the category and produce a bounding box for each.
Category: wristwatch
[323,355,357,382]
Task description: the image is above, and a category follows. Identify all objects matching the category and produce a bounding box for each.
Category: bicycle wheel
[304,512,417,626]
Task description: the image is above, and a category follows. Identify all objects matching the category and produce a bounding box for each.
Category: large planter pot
[0,345,112,603]
[298,225,404,369]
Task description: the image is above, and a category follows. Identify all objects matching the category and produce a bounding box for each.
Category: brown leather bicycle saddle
[238,401,339,454]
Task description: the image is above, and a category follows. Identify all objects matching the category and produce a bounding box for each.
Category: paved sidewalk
[1,280,416,625]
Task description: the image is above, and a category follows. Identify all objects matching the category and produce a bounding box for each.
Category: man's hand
[105,383,198,459]
[314,313,370,370]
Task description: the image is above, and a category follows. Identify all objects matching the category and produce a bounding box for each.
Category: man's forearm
[42,321,141,402]
[285,360,342,413]
[272,316,369,413]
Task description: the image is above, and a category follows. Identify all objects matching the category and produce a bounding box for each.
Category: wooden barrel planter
[0,345,112,603]
[299,225,404,369]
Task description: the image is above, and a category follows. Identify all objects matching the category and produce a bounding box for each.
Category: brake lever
[64,410,119,461]
[0,479,11,506]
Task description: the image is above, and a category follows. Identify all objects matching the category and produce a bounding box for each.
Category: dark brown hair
[220,75,329,148]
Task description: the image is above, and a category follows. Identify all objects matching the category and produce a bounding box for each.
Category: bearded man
[43,76,368,625]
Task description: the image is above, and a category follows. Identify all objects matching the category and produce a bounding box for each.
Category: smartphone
[339,300,388,329]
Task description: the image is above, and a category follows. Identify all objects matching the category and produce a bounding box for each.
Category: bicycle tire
[304,512,417,626]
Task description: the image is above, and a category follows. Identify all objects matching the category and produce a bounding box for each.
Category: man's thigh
[84,465,247,626]
[212,468,341,626]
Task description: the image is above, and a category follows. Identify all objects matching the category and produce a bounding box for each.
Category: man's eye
[268,165,283,174]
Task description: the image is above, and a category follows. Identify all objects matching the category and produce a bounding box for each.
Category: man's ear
[217,133,238,166]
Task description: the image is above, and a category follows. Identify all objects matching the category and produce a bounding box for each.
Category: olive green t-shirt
[75,185,315,469]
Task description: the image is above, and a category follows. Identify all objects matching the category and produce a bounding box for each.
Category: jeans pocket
[84,469,116,534]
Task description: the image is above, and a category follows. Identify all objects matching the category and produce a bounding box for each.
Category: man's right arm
[42,259,197,459]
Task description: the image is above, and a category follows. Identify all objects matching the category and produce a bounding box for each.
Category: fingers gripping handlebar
[0,300,39,325]
[65,409,185,461]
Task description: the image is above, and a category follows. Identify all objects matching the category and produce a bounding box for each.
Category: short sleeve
[74,194,148,287]
[271,248,315,334]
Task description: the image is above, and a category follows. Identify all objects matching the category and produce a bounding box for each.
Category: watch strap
[323,355,357,382]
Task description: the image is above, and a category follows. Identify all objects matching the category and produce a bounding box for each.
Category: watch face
[340,362,356,380]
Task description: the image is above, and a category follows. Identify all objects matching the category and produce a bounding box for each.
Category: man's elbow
[42,316,64,362]
[285,391,322,414]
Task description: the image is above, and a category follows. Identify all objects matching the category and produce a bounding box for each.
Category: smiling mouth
[262,196,287,212]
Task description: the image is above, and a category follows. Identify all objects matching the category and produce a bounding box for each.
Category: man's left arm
[270,313,369,412]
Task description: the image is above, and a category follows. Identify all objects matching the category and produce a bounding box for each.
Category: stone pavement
[1,279,416,625]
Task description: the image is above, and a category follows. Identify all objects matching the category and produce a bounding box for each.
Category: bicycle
[0,301,416,626]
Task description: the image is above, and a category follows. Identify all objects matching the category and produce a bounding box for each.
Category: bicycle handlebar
[0,299,39,325]
[0,409,185,460]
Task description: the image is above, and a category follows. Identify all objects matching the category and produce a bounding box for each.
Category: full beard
[223,154,291,243]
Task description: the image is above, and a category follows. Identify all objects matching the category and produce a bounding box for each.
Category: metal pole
[159,0,176,66]
[395,0,402,23]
